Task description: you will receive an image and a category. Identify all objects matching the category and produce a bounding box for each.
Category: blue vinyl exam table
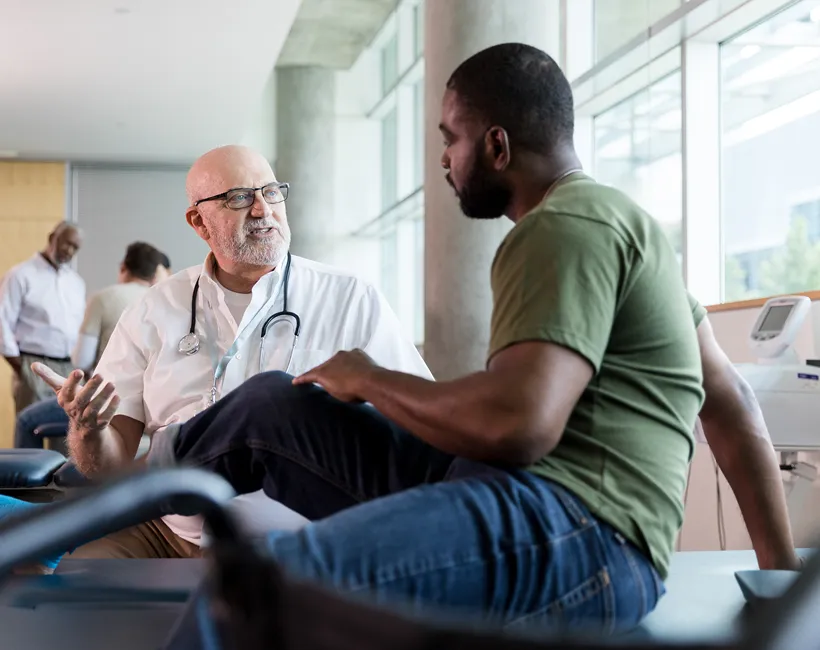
[0,449,815,650]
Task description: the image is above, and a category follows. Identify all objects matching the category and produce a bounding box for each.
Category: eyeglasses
[194,182,290,210]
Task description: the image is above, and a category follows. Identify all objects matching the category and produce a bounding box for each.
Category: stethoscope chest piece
[178,332,201,356]
[179,252,295,361]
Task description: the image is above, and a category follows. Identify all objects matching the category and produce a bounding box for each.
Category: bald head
[186,145,275,204]
[185,144,291,274]
[46,222,82,266]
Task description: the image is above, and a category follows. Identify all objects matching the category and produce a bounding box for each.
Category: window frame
[575,0,809,307]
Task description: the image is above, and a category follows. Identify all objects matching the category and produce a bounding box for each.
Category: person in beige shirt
[72,242,170,372]
[14,242,170,448]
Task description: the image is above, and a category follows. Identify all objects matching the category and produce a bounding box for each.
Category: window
[593,72,683,260]
[380,216,424,344]
[721,1,820,301]
[413,1,424,60]
[381,33,399,95]
[413,216,424,342]
[381,229,399,309]
[413,80,424,189]
[381,107,398,210]
[594,0,684,62]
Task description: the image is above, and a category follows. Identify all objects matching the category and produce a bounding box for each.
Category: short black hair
[158,252,171,269]
[123,242,163,281]
[446,43,575,156]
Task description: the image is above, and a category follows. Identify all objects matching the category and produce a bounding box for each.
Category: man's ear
[186,207,210,241]
[485,126,511,172]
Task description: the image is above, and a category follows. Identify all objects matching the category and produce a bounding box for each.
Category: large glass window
[381,107,398,209]
[413,79,424,189]
[594,0,684,62]
[380,216,424,344]
[593,72,683,260]
[722,1,820,302]
[381,33,399,95]
[413,1,424,60]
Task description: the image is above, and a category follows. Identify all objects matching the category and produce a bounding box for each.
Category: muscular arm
[696,317,799,570]
[68,414,144,478]
[317,341,593,466]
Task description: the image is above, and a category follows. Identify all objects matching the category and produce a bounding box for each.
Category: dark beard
[450,152,511,220]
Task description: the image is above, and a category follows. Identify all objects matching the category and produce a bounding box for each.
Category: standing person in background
[153,252,172,284]
[72,242,168,373]
[14,242,170,449]
[0,222,84,413]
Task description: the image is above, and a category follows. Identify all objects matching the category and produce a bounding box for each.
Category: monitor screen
[758,304,793,333]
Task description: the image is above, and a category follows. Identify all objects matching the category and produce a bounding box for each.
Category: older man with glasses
[34,144,430,561]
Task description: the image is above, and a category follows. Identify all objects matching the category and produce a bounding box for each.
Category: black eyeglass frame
[193,182,290,209]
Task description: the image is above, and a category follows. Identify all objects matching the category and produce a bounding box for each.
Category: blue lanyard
[204,255,291,405]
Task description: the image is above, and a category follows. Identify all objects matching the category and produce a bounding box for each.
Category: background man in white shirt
[0,222,85,412]
[15,242,169,449]
[36,144,429,560]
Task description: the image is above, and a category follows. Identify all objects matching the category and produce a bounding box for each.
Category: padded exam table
[0,550,809,649]
[0,452,812,649]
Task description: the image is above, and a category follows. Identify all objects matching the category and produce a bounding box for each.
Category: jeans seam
[343,539,541,594]
[549,482,592,527]
[344,524,597,604]
[187,440,367,504]
[621,541,648,619]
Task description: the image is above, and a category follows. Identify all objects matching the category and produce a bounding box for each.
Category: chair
[33,422,69,455]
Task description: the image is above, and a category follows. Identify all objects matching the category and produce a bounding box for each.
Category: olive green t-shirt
[689,293,708,327]
[489,173,704,579]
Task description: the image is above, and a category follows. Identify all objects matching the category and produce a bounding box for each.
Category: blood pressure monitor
[749,295,811,360]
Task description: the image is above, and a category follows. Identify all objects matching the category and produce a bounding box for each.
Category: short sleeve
[0,270,24,357]
[80,293,104,338]
[488,213,628,372]
[93,302,149,424]
[688,292,707,327]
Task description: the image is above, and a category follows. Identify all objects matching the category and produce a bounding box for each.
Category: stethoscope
[177,253,301,404]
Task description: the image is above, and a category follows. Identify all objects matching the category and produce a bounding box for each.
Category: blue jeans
[169,371,664,635]
[14,397,68,449]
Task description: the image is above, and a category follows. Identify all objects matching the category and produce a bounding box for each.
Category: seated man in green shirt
[50,43,793,638]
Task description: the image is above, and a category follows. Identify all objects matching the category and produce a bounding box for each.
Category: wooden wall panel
[0,161,66,447]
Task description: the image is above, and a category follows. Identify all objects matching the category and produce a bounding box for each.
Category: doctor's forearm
[67,423,133,478]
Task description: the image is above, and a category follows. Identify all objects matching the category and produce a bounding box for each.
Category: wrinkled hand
[292,349,380,402]
[31,362,120,433]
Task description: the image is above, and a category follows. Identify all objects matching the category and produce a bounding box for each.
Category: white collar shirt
[0,254,86,358]
[95,252,431,544]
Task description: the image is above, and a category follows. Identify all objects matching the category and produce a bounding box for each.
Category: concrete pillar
[423,0,561,379]
[275,66,336,262]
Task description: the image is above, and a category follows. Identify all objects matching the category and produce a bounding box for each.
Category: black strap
[189,279,200,336]
[282,252,292,313]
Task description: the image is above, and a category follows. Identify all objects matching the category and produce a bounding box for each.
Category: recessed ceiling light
[114,7,131,15]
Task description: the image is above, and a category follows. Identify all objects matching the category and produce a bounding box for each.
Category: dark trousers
[172,371,664,632]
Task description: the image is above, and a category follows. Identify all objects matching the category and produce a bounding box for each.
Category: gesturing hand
[31,362,120,433]
[292,349,380,402]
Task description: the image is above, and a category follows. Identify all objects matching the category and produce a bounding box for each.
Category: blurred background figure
[14,242,170,449]
[0,223,84,413]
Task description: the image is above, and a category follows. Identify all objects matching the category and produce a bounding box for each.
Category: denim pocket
[506,565,615,633]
